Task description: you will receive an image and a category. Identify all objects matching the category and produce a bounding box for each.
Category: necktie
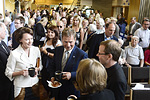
[62,51,69,71]
[0,41,8,54]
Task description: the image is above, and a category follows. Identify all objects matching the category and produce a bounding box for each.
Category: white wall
[0,0,4,15]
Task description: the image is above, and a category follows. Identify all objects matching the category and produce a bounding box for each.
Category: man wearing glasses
[134,19,150,51]
[57,21,64,41]
[97,40,127,100]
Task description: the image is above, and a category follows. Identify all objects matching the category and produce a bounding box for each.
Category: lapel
[64,46,76,71]
[18,45,34,65]
[57,46,64,70]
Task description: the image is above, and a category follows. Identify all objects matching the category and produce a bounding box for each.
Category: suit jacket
[34,23,45,46]
[5,45,43,87]
[49,46,88,100]
[87,33,118,60]
[106,63,127,100]
[78,89,115,100]
[128,22,141,35]
[0,41,14,100]
[34,23,45,41]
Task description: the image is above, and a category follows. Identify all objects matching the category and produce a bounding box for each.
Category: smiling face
[14,19,24,29]
[62,35,76,51]
[20,33,33,49]
[47,29,55,39]
[142,21,150,30]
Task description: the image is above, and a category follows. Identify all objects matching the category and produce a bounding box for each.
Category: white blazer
[5,45,43,88]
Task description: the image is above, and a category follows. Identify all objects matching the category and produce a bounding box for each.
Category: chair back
[129,67,150,85]
[130,89,150,100]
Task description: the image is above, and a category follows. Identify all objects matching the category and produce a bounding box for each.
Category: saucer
[47,80,62,88]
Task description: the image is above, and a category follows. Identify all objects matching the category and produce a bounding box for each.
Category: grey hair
[88,24,97,32]
[132,36,139,41]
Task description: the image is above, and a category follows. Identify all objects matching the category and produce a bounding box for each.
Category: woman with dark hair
[40,25,62,93]
[5,27,43,100]
[40,25,62,57]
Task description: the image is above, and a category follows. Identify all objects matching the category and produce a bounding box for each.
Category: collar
[64,46,74,54]
[129,44,139,49]
[104,34,113,41]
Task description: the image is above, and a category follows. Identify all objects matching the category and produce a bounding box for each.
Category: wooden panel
[127,0,141,24]
[92,0,112,17]
[35,0,74,5]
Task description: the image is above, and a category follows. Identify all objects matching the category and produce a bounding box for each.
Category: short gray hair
[132,36,139,41]
[88,24,97,32]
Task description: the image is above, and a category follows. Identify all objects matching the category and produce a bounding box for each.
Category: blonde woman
[72,15,84,49]
[51,12,60,26]
[34,17,48,47]
[76,58,115,100]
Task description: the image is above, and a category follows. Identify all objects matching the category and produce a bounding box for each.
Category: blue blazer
[49,45,88,100]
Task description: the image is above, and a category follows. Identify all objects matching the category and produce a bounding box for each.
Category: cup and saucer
[47,70,63,88]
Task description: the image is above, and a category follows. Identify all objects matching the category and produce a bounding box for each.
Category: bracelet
[47,53,49,56]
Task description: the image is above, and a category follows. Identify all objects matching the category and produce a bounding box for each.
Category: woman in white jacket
[5,27,43,100]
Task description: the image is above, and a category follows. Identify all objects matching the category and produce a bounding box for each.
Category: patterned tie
[62,51,69,71]
[0,41,9,54]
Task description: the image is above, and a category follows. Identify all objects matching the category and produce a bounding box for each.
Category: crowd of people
[0,5,150,100]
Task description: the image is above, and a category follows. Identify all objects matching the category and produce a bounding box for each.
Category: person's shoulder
[136,22,141,26]
[98,89,115,100]
[125,45,130,49]
[93,33,104,40]
[74,46,87,55]
[102,89,115,96]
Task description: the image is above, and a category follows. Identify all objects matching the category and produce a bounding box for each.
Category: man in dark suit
[128,17,141,36]
[0,22,14,100]
[49,28,88,100]
[97,40,127,100]
[87,22,118,60]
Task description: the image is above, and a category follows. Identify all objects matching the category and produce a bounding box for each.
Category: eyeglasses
[97,52,109,55]
[144,24,149,26]
[57,26,62,28]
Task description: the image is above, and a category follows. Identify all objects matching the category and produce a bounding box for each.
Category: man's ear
[107,53,113,60]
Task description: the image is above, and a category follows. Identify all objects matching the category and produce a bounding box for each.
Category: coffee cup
[28,67,35,77]
[55,70,63,81]
[67,95,77,100]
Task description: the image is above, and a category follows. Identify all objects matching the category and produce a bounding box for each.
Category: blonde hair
[73,15,81,28]
[76,58,107,94]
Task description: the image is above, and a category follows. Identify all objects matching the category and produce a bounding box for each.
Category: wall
[112,0,130,6]
[127,0,141,24]
[0,0,4,15]
[35,0,75,5]
[92,0,112,18]
[5,0,15,12]
[81,0,92,7]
